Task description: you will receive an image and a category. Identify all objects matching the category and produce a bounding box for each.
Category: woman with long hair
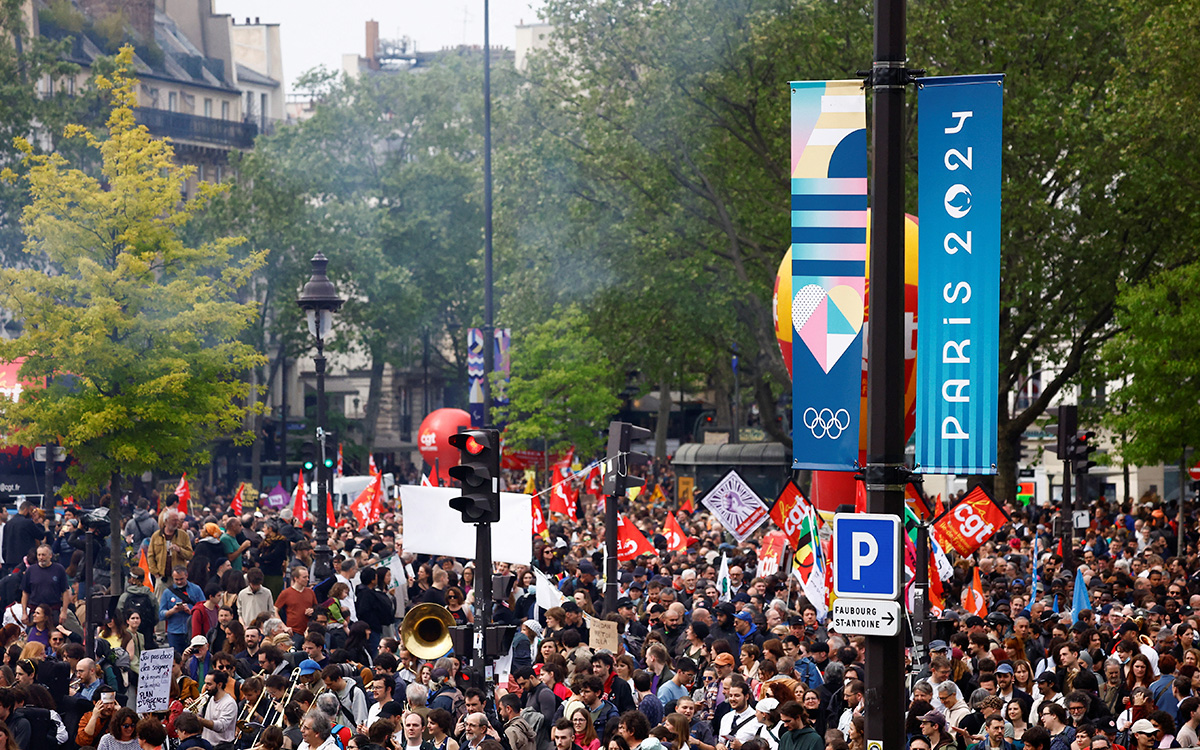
[0,721,19,750]
[17,642,44,663]
[535,638,560,666]
[663,714,691,750]
[408,564,432,603]
[426,708,459,750]
[345,622,373,667]
[1005,699,1029,743]
[573,591,596,617]
[1012,659,1035,695]
[26,605,55,647]
[1003,637,1027,663]
[847,715,864,750]
[445,588,471,625]
[804,689,829,738]
[740,644,761,683]
[460,565,475,598]
[1125,654,1156,692]
[223,620,247,656]
[571,707,600,750]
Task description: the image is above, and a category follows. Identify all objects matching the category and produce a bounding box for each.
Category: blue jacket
[795,657,823,689]
[159,582,204,635]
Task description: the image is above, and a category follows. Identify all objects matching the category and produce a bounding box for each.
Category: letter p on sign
[851,532,878,579]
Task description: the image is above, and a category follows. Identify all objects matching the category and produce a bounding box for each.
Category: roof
[671,442,789,466]
[236,63,279,87]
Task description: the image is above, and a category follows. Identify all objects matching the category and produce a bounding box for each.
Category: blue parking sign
[833,513,902,600]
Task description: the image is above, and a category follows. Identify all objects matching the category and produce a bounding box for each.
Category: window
[168,92,177,112]
[261,93,268,126]
[204,98,213,118]
[221,101,230,120]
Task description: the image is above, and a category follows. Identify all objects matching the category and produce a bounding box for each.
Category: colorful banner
[769,481,812,549]
[758,531,789,577]
[789,80,868,471]
[931,484,1007,557]
[915,74,1004,474]
[468,327,511,427]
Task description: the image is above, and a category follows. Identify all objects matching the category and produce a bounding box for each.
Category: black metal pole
[913,521,930,664]
[474,522,493,676]
[44,440,55,521]
[84,531,95,658]
[313,345,332,580]
[279,344,288,490]
[863,0,907,741]
[481,0,494,429]
[1062,460,1073,569]
[604,493,618,613]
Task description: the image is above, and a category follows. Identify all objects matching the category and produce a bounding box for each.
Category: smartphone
[101,693,117,704]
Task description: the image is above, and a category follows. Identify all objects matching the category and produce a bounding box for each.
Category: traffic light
[1070,431,1098,475]
[603,421,652,497]
[322,432,337,471]
[1047,405,1078,461]
[448,428,501,523]
[301,440,316,472]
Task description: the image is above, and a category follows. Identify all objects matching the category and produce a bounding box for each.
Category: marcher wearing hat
[752,698,782,750]
[918,711,955,750]
[184,634,212,683]
[1128,718,1159,750]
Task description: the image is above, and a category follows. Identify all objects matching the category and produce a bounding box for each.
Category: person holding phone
[160,567,204,656]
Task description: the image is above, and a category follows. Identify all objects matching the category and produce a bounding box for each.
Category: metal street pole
[313,346,332,581]
[1061,459,1073,569]
[279,344,288,490]
[604,493,618,613]
[474,521,493,677]
[863,0,908,741]
[481,0,494,429]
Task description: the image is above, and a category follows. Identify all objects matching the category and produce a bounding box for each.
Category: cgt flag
[616,515,655,561]
[292,470,309,524]
[174,473,191,516]
[663,512,687,552]
[915,74,1004,474]
[531,496,548,539]
[932,485,1007,557]
[789,80,869,471]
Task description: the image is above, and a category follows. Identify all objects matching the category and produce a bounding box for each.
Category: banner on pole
[700,470,769,542]
[789,80,868,471]
[915,74,1004,474]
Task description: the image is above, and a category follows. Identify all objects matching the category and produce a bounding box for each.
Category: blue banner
[915,74,1004,474]
[790,80,867,471]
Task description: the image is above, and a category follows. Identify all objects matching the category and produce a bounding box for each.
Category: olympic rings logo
[802,407,851,439]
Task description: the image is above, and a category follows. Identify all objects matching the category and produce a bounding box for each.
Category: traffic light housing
[301,440,316,473]
[1070,431,1098,475]
[603,421,652,497]
[322,432,337,471]
[1047,405,1077,461]
[448,428,501,523]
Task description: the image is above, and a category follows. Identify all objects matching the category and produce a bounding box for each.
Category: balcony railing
[135,108,257,150]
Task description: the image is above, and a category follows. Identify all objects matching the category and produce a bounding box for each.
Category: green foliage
[0,47,266,496]
[1102,264,1200,466]
[494,306,621,456]
[39,0,85,34]
[91,9,127,52]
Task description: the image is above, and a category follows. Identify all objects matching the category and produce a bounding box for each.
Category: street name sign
[831,598,902,637]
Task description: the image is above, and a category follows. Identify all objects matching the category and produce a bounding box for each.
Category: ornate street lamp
[296,252,343,580]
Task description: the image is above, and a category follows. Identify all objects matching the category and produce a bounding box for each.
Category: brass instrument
[236,689,268,738]
[184,690,211,716]
[400,602,455,660]
[270,667,303,727]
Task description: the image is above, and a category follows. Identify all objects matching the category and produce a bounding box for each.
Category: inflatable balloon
[417,408,472,485]
[774,213,919,511]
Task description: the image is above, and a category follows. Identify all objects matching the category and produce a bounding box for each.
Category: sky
[214,0,546,95]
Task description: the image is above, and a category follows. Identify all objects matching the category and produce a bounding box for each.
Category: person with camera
[148,511,194,596]
[161,567,204,656]
[76,686,121,748]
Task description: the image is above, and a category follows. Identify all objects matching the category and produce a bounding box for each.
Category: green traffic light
[323,458,335,468]
[303,460,315,471]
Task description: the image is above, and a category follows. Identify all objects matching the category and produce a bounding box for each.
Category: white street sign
[831,598,902,637]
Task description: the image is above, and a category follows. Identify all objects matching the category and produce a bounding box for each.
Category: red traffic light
[464,436,485,454]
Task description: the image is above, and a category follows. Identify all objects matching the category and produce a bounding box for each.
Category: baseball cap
[995,663,1014,674]
[1035,671,1057,684]
[756,698,779,712]
[578,560,598,576]
[928,640,949,652]
[1130,719,1157,735]
[734,611,754,622]
[298,659,322,676]
[616,597,635,610]
[431,668,449,681]
[918,711,946,730]
[713,653,735,667]
[190,635,208,648]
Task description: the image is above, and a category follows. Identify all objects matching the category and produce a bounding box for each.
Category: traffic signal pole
[863,0,908,742]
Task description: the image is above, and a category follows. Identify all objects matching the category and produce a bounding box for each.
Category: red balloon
[417,408,472,485]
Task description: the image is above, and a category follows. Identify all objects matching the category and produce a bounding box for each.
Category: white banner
[398,486,533,566]
[700,470,770,542]
[136,648,175,713]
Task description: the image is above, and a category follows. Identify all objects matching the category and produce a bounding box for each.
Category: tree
[494,306,621,456]
[0,47,265,588]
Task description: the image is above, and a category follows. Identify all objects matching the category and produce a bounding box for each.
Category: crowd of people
[0,458,1193,750]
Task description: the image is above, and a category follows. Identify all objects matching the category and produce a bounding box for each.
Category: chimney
[365,19,379,70]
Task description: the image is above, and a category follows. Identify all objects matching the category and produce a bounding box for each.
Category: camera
[83,507,112,536]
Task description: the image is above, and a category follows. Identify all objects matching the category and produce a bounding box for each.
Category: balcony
[135,108,258,150]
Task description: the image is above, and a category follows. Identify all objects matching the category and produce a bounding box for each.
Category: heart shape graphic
[794,283,864,374]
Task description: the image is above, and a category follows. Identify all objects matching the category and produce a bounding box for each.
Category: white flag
[799,564,829,622]
[534,568,567,610]
[717,553,732,602]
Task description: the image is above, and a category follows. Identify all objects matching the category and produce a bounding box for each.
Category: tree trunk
[994,430,1015,507]
[109,473,124,596]
[754,374,790,448]
[249,361,262,490]
[361,349,386,456]
[654,380,670,459]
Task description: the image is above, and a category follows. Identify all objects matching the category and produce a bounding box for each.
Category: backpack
[17,706,63,750]
[431,685,466,720]
[520,707,550,750]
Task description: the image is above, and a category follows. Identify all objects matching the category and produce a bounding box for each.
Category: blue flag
[1071,566,1089,623]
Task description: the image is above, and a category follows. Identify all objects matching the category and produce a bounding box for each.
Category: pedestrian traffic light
[1047,405,1077,461]
[448,428,501,523]
[603,421,653,497]
[301,440,317,472]
[1070,431,1099,475]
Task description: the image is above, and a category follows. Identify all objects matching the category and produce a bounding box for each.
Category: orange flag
[174,473,191,516]
[292,470,309,524]
[663,512,687,552]
[963,566,987,617]
[137,547,152,587]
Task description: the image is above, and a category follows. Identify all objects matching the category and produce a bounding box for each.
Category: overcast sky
[214,0,546,94]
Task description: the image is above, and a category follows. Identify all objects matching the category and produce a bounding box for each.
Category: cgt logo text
[418,430,436,448]
[0,483,25,493]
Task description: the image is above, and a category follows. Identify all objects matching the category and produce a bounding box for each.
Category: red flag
[231,484,244,516]
[680,491,694,514]
[420,473,433,487]
[368,453,379,477]
[549,481,570,518]
[854,477,867,513]
[963,567,987,616]
[935,493,945,518]
[564,481,579,523]
[929,558,945,616]
[292,470,309,524]
[769,482,812,548]
[932,486,1008,558]
[326,493,338,528]
[174,473,191,515]
[1056,538,1063,557]
[616,515,656,561]
[337,443,344,477]
[551,448,575,480]
[531,496,548,539]
[663,512,687,552]
[350,473,383,528]
[585,465,602,497]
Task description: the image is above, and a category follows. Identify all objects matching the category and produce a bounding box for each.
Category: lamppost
[297,252,343,581]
